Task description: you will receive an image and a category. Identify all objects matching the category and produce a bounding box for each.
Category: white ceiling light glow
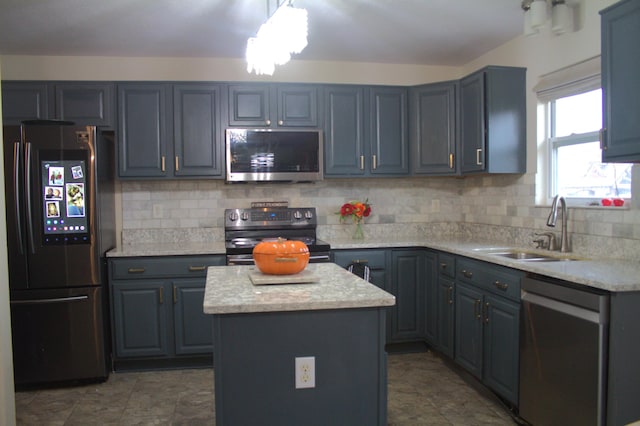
[246,0,308,75]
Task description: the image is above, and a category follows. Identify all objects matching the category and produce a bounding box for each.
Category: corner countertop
[203,263,396,314]
[106,237,640,293]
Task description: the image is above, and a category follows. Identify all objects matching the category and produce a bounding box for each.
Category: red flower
[337,199,372,223]
[340,203,354,216]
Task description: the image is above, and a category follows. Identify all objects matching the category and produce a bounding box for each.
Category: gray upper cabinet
[55,83,114,127]
[410,81,457,175]
[460,66,526,174]
[227,83,319,128]
[118,82,223,179]
[369,86,409,175]
[118,83,170,178]
[324,85,408,177]
[2,81,115,127]
[1,82,52,124]
[600,0,640,162]
[173,84,223,177]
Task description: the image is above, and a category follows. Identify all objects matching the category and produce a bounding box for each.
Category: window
[536,57,633,206]
[548,89,632,201]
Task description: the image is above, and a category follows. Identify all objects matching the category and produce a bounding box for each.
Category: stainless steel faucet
[546,195,570,252]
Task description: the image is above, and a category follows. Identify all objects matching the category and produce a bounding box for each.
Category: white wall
[0,56,17,425]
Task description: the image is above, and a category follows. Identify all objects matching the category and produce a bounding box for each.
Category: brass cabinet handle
[351,259,368,264]
[447,286,453,304]
[360,155,365,170]
[484,302,490,323]
[476,148,483,166]
[474,299,481,320]
[127,268,145,274]
[600,128,607,150]
[462,269,473,279]
[494,280,508,290]
[189,265,207,272]
[449,153,454,169]
[173,285,177,304]
[175,156,179,171]
[372,154,377,170]
[159,287,164,304]
[161,156,166,172]
[440,262,447,270]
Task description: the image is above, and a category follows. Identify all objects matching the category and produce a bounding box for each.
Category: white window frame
[535,56,614,207]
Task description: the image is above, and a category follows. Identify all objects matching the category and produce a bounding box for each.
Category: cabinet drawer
[437,253,456,278]
[332,249,387,270]
[457,257,522,301]
[110,256,225,279]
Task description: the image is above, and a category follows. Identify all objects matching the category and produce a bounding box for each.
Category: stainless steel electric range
[224,206,331,265]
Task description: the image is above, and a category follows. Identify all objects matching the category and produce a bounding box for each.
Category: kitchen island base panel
[212,307,388,426]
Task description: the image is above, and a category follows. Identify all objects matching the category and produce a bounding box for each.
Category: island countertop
[203,263,396,314]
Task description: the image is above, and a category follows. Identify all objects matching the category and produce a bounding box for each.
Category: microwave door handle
[24,142,36,254]
[12,142,24,254]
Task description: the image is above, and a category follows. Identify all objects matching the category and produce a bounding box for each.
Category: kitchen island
[203,262,395,426]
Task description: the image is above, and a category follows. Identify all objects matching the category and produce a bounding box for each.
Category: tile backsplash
[120,174,640,261]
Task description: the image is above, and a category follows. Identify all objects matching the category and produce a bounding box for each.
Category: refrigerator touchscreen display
[41,154,90,245]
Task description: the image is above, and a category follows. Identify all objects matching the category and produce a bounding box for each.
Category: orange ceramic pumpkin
[252,238,310,275]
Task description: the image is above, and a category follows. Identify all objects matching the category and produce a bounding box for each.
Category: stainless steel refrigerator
[3,121,115,388]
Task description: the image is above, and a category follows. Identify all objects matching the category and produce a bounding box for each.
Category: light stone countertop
[107,237,640,293]
[203,263,396,314]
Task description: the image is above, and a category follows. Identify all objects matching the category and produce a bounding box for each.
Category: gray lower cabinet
[600,0,640,162]
[427,252,455,358]
[454,257,522,405]
[460,66,526,174]
[1,81,114,127]
[109,255,225,369]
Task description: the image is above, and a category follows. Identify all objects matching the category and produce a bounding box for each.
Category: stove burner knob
[304,210,313,219]
[293,210,302,220]
[241,212,249,221]
[228,211,239,222]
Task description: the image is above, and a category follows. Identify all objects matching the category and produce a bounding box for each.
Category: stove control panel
[225,207,317,228]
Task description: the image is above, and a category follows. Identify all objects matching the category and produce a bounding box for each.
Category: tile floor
[15,350,518,425]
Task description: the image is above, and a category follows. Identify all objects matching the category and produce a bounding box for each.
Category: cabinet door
[369,87,409,175]
[173,278,213,355]
[1,82,51,125]
[410,81,457,175]
[424,252,439,346]
[460,71,485,173]
[389,250,425,342]
[228,84,271,127]
[55,83,114,127]
[324,86,365,176]
[436,276,455,358]
[454,281,483,378]
[111,281,169,358]
[173,84,223,177]
[333,249,388,290]
[276,85,319,127]
[118,83,170,177]
[483,293,520,405]
[601,0,640,162]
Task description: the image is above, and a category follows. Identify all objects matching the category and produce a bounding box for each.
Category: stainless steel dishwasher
[519,274,609,426]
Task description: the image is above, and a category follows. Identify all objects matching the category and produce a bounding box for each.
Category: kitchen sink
[488,251,579,262]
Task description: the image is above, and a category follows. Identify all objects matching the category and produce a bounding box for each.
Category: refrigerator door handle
[24,142,36,254]
[13,142,24,254]
[10,295,89,305]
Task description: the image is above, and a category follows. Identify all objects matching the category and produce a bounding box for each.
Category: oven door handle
[309,254,331,262]
[227,258,255,266]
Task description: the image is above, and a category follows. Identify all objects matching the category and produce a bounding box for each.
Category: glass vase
[353,222,364,240]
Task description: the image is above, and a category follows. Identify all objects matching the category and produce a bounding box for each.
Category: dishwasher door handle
[521,291,604,324]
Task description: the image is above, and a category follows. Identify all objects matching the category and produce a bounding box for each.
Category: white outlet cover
[295,356,315,389]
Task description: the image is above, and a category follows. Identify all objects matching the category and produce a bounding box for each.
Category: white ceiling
[0,0,524,66]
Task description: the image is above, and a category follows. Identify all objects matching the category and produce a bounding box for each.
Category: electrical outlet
[152,204,162,219]
[295,356,315,389]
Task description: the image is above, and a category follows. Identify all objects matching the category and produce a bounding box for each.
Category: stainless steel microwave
[226,129,323,182]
